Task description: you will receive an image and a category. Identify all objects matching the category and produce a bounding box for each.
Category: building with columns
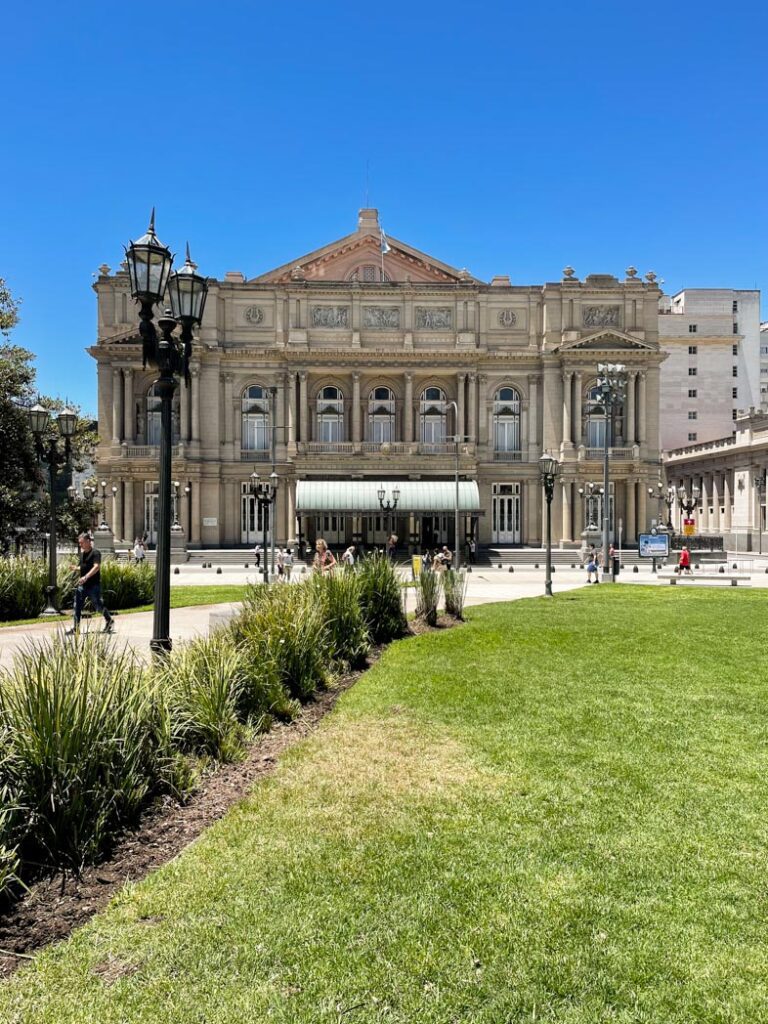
[91,210,665,551]
[664,408,768,550]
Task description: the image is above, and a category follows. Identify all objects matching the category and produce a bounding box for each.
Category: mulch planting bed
[0,617,461,976]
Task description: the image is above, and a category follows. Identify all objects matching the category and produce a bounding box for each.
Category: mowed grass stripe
[2,586,768,1023]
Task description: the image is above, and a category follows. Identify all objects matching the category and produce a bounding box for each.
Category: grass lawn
[0,586,248,628]
[2,586,768,1022]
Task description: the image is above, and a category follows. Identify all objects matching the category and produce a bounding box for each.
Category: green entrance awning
[296,480,482,514]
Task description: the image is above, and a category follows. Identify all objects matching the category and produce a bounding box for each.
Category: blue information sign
[638,533,669,558]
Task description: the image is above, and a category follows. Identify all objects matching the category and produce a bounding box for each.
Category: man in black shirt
[66,533,114,635]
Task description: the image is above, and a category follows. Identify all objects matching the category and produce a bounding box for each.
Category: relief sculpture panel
[415,307,452,329]
[582,305,620,328]
[311,305,349,328]
[363,306,401,329]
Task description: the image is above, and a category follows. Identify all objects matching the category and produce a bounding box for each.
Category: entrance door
[492,483,521,544]
[143,482,159,545]
[421,514,448,550]
[241,483,269,545]
[365,514,389,546]
[315,514,345,545]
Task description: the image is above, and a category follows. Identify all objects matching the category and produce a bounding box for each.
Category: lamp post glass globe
[125,210,174,303]
[57,407,77,437]
[167,244,209,325]
[27,403,50,437]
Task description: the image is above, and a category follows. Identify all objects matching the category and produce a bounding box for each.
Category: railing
[297,442,355,455]
[585,447,632,460]
[361,442,413,454]
[417,443,456,455]
[240,449,271,461]
[122,445,180,458]
[493,450,523,462]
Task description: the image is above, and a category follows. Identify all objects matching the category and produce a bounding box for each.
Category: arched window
[241,385,270,451]
[420,386,446,445]
[145,383,179,446]
[584,381,624,449]
[368,386,395,443]
[493,386,521,453]
[348,265,391,282]
[317,385,344,443]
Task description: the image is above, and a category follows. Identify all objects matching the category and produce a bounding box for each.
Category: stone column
[478,374,489,446]
[112,369,123,444]
[299,371,309,443]
[574,482,584,537]
[113,484,123,543]
[700,475,710,533]
[287,371,297,449]
[528,375,539,456]
[191,481,201,545]
[573,372,583,446]
[711,474,720,532]
[404,372,413,443]
[287,479,296,545]
[562,480,572,542]
[637,482,647,538]
[123,368,134,444]
[626,371,637,445]
[626,478,636,543]
[457,373,466,439]
[223,373,234,459]
[179,374,189,443]
[724,473,732,531]
[562,371,573,446]
[98,362,113,445]
[276,374,286,454]
[467,373,477,442]
[124,477,135,544]
[191,366,201,444]
[352,372,361,444]
[638,373,647,445]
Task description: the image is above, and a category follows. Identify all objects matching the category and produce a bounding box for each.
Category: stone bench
[657,571,751,587]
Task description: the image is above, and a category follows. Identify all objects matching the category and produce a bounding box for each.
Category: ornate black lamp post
[754,473,764,555]
[676,483,700,540]
[250,471,278,584]
[664,485,675,531]
[578,481,604,530]
[125,213,208,655]
[596,362,627,581]
[539,453,559,597]
[98,479,109,528]
[27,403,77,616]
[377,485,400,542]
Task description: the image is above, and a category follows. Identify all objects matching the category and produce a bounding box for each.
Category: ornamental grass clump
[356,552,407,644]
[160,635,250,764]
[99,560,155,610]
[308,569,370,669]
[0,557,49,620]
[443,568,468,620]
[235,582,329,701]
[416,567,442,627]
[0,637,179,871]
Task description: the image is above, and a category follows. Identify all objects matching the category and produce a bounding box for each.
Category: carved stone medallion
[363,306,401,329]
[244,306,264,324]
[497,309,517,327]
[416,307,452,330]
[311,305,349,328]
[582,305,620,328]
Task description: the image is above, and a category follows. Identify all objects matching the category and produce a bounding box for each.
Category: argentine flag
[380,228,391,254]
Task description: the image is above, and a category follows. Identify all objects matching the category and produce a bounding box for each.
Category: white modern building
[659,289,761,450]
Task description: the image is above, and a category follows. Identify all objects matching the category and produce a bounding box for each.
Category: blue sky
[2,0,767,415]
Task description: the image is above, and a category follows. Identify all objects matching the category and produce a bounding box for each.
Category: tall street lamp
[578,481,604,530]
[99,479,109,528]
[596,362,627,581]
[251,471,278,584]
[664,485,675,531]
[377,485,400,542]
[754,473,764,555]
[539,452,560,597]
[677,483,700,542]
[27,403,78,616]
[125,213,208,655]
[446,400,466,569]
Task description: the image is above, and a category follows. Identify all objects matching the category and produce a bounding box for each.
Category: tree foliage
[0,282,97,549]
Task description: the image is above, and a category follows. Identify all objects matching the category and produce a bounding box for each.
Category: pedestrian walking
[678,545,692,575]
[284,547,293,580]
[66,532,115,635]
[133,536,146,562]
[586,544,598,584]
[469,538,476,564]
[386,534,398,561]
[276,546,285,578]
[253,543,262,568]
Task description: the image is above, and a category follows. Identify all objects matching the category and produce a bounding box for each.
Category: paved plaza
[1,559,766,670]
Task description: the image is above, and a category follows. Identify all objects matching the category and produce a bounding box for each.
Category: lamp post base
[39,586,60,617]
[150,637,172,657]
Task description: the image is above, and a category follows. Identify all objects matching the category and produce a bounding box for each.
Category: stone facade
[90,210,665,550]
[659,288,761,450]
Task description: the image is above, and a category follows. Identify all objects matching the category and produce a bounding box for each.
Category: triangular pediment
[558,328,655,352]
[250,209,482,285]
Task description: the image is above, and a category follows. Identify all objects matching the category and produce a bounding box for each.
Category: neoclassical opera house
[92,209,665,551]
